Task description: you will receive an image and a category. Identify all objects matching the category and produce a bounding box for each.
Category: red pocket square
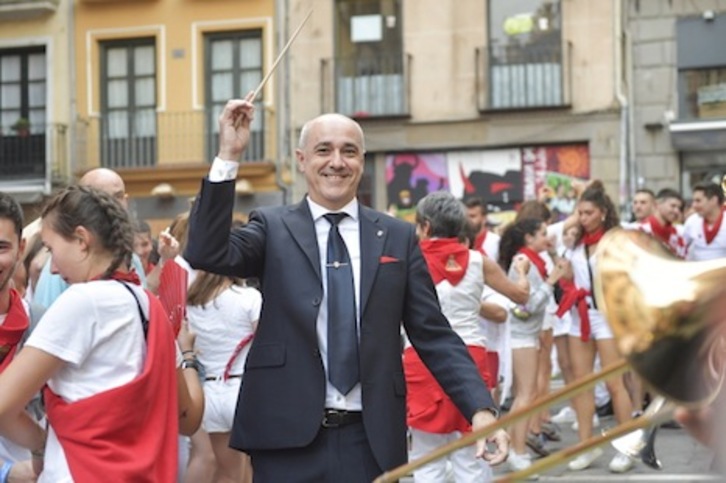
[379,256,399,264]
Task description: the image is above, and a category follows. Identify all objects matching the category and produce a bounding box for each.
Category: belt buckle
[322,409,344,428]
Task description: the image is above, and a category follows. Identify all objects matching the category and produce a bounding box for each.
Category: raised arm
[482,256,530,305]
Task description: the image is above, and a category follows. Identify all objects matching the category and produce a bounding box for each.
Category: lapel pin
[377,230,383,237]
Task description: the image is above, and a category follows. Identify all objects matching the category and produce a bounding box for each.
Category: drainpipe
[614,0,631,219]
[274,0,290,205]
[67,0,77,185]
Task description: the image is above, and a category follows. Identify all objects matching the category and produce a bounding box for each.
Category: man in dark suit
[184,95,509,482]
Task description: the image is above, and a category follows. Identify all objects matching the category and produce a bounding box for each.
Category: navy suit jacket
[184,179,495,471]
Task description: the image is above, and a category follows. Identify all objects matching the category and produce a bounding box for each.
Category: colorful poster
[385,153,448,222]
[447,149,523,210]
[536,144,590,220]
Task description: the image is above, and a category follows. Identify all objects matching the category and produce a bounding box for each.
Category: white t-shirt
[403,250,487,349]
[25,281,149,483]
[637,219,687,258]
[683,212,726,261]
[187,285,261,376]
[479,230,501,264]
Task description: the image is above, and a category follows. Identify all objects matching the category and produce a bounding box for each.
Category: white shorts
[510,334,540,350]
[568,309,613,341]
[202,378,242,433]
[552,312,572,338]
[542,311,554,331]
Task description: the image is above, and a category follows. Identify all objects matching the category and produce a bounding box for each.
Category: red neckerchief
[44,292,178,482]
[518,247,548,279]
[581,228,605,246]
[224,333,254,381]
[556,278,591,342]
[92,270,142,285]
[704,209,725,245]
[646,215,675,246]
[474,229,488,257]
[420,238,470,286]
[0,289,29,371]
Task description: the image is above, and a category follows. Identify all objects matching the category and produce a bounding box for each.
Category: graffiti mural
[385,153,448,222]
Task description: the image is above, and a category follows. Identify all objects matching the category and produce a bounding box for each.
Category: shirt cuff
[209,157,239,182]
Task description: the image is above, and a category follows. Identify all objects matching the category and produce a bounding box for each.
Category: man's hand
[472,410,509,465]
[218,92,256,161]
[9,460,38,482]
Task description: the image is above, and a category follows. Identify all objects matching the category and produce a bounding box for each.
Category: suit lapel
[282,200,322,281]
[359,206,386,314]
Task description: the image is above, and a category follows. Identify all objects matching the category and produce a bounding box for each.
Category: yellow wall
[74,0,276,168]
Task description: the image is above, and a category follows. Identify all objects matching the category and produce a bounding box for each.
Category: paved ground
[401,390,716,482]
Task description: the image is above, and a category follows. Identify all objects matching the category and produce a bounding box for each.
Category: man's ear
[295,149,305,173]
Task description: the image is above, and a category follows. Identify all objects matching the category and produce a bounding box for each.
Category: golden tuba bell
[593,227,726,407]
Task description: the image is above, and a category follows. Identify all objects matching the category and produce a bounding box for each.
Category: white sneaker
[567,448,603,471]
[507,452,539,480]
[551,406,576,424]
[571,413,600,431]
[609,452,635,473]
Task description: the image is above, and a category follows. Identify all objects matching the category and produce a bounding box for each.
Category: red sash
[420,238,470,286]
[44,291,178,483]
[556,279,591,342]
[518,247,548,279]
[704,209,725,245]
[0,289,29,372]
[404,345,491,434]
[223,333,254,381]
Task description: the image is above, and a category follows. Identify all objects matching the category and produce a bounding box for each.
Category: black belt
[205,374,242,382]
[322,409,362,428]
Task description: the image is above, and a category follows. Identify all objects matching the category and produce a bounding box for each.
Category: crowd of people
[0,93,724,482]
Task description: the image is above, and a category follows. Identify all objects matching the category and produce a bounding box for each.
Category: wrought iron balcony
[0,123,70,185]
[321,53,412,118]
[74,107,266,171]
[476,42,572,111]
[0,0,58,20]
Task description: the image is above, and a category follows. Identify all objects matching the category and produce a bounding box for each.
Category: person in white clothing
[638,188,687,258]
[499,218,566,474]
[557,181,634,473]
[405,192,530,483]
[465,197,501,262]
[187,269,261,483]
[0,186,203,483]
[684,181,726,261]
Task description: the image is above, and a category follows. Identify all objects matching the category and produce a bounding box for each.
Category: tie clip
[326,261,349,269]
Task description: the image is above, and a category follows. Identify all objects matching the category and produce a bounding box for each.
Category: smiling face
[295,114,365,211]
[656,196,683,224]
[0,218,23,295]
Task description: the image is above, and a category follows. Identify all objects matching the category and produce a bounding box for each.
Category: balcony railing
[321,53,412,118]
[0,0,58,20]
[75,108,266,171]
[0,122,68,184]
[476,42,572,111]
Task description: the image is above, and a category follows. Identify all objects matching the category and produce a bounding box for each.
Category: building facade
[0,0,71,207]
[628,0,726,199]
[288,0,627,221]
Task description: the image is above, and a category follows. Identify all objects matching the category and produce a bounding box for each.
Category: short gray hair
[415,191,466,238]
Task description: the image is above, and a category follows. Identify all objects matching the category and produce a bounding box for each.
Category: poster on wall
[522,145,590,220]
[447,149,523,211]
[385,153,448,222]
[383,144,589,224]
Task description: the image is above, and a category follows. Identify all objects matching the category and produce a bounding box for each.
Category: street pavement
[401,400,717,482]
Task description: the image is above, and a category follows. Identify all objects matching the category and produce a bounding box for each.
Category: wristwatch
[181,358,201,372]
[475,407,500,419]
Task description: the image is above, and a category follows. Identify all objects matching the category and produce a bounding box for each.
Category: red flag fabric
[158,259,188,336]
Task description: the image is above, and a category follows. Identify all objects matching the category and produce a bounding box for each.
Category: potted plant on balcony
[11,118,31,137]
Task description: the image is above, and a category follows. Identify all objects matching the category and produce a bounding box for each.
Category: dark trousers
[250,421,384,483]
